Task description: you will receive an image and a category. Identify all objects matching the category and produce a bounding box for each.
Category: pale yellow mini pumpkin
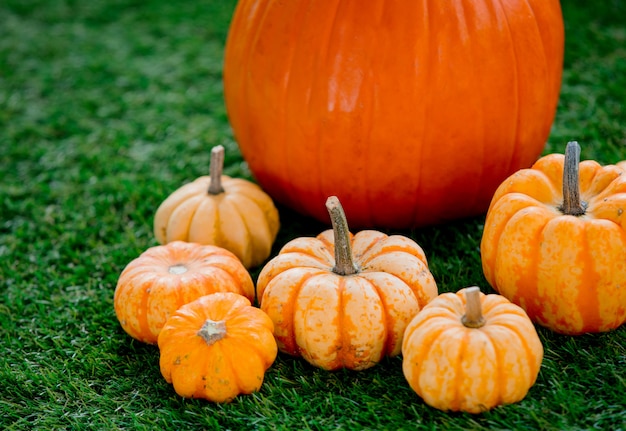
[154,145,280,268]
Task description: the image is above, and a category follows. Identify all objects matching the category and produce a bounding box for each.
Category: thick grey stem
[560,141,586,216]
[461,286,486,329]
[325,196,358,276]
[208,145,225,195]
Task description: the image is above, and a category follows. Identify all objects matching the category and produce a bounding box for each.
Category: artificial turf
[1,0,625,429]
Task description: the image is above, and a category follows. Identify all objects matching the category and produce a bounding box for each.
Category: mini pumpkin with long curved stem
[481,141,626,334]
[402,287,543,414]
[257,196,438,371]
[114,241,255,344]
[153,145,280,268]
[158,292,277,403]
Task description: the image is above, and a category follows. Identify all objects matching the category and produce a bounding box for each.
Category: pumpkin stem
[326,196,358,276]
[461,286,486,329]
[168,264,188,275]
[559,141,587,216]
[197,319,227,345]
[208,145,225,195]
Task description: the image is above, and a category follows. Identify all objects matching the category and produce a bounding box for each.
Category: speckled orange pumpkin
[481,142,626,334]
[114,241,254,344]
[402,287,543,414]
[158,292,277,403]
[256,196,438,370]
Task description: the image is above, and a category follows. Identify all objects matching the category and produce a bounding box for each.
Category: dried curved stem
[326,196,358,276]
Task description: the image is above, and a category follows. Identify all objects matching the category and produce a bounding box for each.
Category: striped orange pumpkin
[257,196,438,370]
[402,287,543,413]
[481,142,626,334]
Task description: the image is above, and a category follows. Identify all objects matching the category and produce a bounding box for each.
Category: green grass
[1,0,625,429]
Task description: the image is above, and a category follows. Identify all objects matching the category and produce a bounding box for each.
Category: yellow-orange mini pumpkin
[402,287,543,414]
[256,196,438,371]
[481,142,626,334]
[154,145,280,268]
[114,241,254,344]
[158,292,277,403]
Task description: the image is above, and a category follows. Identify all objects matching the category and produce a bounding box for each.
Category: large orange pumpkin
[223,0,564,228]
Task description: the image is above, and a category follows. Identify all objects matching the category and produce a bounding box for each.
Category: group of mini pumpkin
[113,142,626,413]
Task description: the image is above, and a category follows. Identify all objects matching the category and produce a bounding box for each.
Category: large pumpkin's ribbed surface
[114,241,255,344]
[223,0,564,228]
[481,155,626,334]
[402,289,543,413]
[257,230,438,370]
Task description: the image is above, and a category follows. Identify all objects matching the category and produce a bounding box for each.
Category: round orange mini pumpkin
[257,196,438,371]
[481,141,626,334]
[153,145,280,268]
[402,287,543,414]
[114,241,255,344]
[158,292,277,403]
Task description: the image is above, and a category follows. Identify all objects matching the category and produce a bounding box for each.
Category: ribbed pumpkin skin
[481,155,626,334]
[257,230,438,370]
[157,293,277,403]
[114,241,255,344]
[223,0,564,228]
[153,175,280,268]
[402,288,543,414]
